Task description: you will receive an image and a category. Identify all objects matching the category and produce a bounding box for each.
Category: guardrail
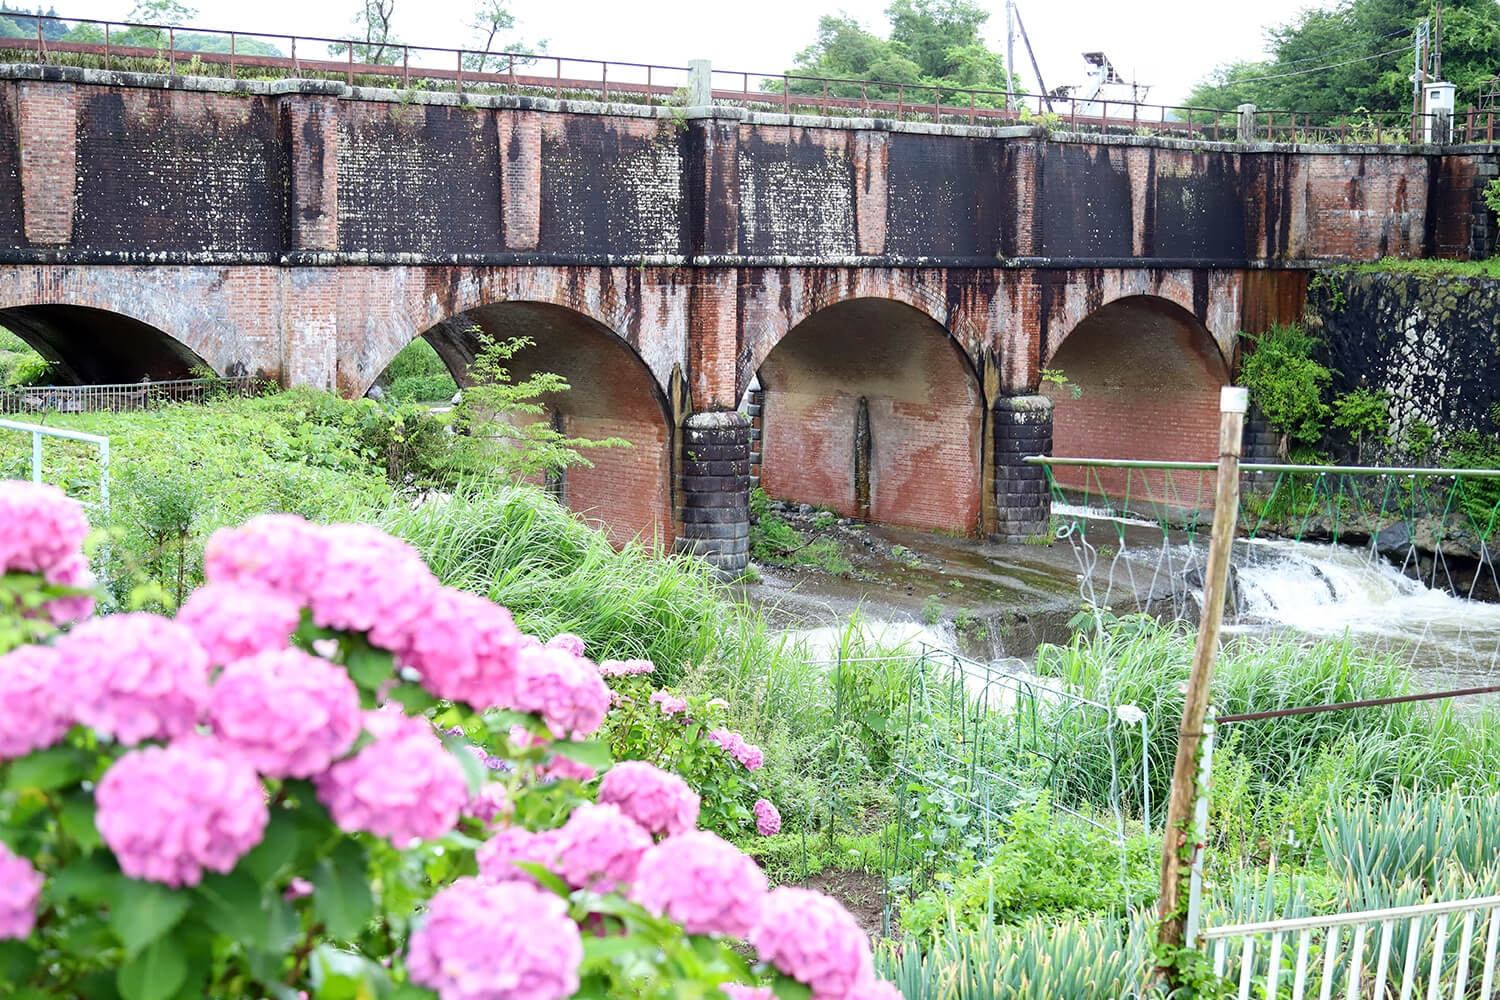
[0,12,1466,143]
[1203,895,1500,1000]
[0,376,269,415]
[0,417,109,511]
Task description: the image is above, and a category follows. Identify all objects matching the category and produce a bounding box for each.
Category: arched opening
[421,302,673,548]
[757,297,984,535]
[0,304,208,384]
[1043,295,1229,500]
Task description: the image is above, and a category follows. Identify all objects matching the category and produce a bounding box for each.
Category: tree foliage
[1186,0,1500,115]
[780,0,1019,102]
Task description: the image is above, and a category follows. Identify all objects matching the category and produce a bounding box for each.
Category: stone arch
[0,266,274,383]
[755,295,985,535]
[414,300,675,548]
[739,270,985,400]
[350,266,684,402]
[0,304,211,384]
[1043,294,1230,498]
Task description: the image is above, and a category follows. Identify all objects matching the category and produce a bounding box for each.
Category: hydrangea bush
[0,482,898,1000]
[604,677,774,837]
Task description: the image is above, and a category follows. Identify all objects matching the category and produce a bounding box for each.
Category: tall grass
[371,488,778,686]
[1035,616,1500,823]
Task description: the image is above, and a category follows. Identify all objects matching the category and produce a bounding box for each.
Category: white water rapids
[1227,538,1500,686]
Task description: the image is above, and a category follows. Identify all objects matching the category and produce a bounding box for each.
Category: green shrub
[898,803,1159,941]
[379,336,450,383]
[1240,323,1332,448]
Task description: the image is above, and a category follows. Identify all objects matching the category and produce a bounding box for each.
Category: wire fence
[0,11,1468,143]
[0,376,271,415]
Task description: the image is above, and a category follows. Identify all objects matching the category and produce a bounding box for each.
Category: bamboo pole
[1155,385,1247,983]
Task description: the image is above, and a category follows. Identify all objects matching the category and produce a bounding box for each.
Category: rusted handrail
[0,10,1461,141]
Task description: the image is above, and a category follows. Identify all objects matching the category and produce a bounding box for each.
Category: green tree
[464,0,544,73]
[1187,0,1500,117]
[445,332,625,483]
[779,0,1018,104]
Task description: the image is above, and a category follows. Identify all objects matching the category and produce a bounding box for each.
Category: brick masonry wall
[71,86,284,252]
[757,297,983,535]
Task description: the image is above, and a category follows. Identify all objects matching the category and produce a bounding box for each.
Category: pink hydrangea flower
[632,831,768,938]
[553,804,651,893]
[398,587,523,710]
[545,633,586,657]
[314,708,467,847]
[722,986,774,1000]
[0,842,42,940]
[58,613,210,745]
[177,582,300,665]
[507,726,597,783]
[0,645,73,760]
[650,691,688,716]
[464,783,513,824]
[737,743,765,772]
[203,513,327,601]
[754,799,781,837]
[40,552,95,625]
[406,878,582,1000]
[307,524,439,650]
[847,976,904,1000]
[513,646,610,738]
[284,877,314,900]
[0,480,89,576]
[95,737,269,888]
[750,888,873,1000]
[707,728,744,756]
[476,826,559,886]
[708,729,764,771]
[598,658,654,677]
[597,761,700,837]
[207,649,362,778]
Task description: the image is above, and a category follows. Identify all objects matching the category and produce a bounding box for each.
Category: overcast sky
[50,0,1333,106]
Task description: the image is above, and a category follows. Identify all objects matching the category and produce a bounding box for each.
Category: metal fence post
[1185,709,1216,942]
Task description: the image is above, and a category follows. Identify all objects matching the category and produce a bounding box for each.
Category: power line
[1223,44,1412,86]
[1271,25,1412,69]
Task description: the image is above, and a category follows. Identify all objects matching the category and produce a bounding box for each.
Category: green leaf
[109,881,191,958]
[47,853,125,905]
[59,791,102,852]
[0,939,37,985]
[771,978,813,1000]
[345,647,395,692]
[242,808,300,883]
[551,740,613,771]
[389,986,437,1000]
[194,869,272,950]
[6,745,89,793]
[309,945,392,1000]
[581,932,643,964]
[117,936,186,1000]
[512,862,571,898]
[311,840,374,941]
[442,735,490,796]
[385,682,438,713]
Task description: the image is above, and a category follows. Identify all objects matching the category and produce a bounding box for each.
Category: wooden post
[1155,385,1247,983]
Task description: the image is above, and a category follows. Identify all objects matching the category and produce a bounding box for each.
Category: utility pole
[1434,0,1443,81]
[1155,386,1247,987]
[1013,4,1054,113]
[1005,0,1016,110]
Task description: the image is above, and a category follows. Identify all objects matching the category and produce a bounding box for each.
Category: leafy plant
[1329,387,1390,463]
[1239,323,1332,449]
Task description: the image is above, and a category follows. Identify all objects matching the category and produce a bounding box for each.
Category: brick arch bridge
[0,64,1492,569]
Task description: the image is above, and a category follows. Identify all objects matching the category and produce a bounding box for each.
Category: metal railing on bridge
[0,11,1469,144]
[0,376,269,415]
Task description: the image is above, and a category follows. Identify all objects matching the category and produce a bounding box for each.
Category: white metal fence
[0,376,266,414]
[1202,895,1500,1000]
[0,418,110,511]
